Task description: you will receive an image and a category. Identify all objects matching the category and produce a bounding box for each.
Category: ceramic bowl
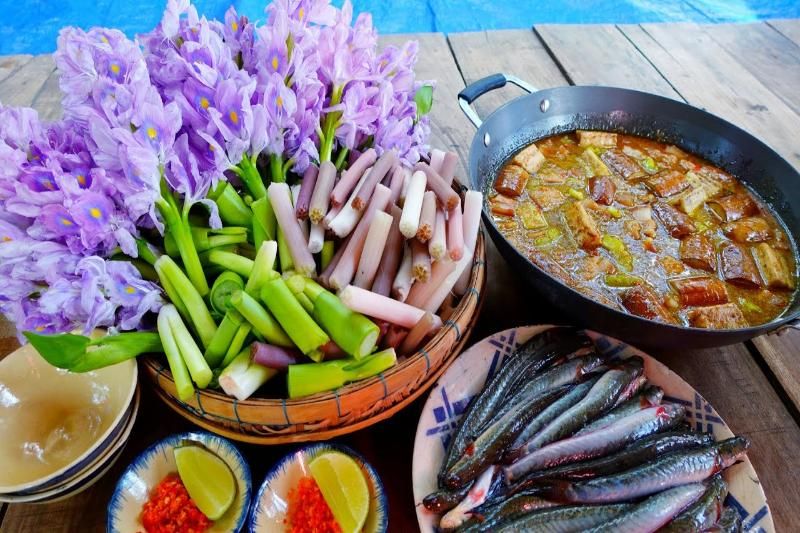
[249,443,388,533]
[0,388,140,504]
[412,325,774,533]
[0,342,138,494]
[107,431,252,533]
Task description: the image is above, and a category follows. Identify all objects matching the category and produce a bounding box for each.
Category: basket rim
[143,231,486,408]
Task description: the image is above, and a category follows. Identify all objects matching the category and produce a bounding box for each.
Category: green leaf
[23,331,91,370]
[23,331,163,373]
[414,85,434,117]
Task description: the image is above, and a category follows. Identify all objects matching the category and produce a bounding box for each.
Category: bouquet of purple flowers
[0,0,482,400]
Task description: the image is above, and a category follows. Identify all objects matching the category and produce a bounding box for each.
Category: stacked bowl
[0,343,139,503]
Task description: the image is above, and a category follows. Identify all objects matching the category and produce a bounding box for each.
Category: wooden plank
[768,18,800,46]
[0,54,32,85]
[619,23,800,168]
[654,344,800,533]
[447,30,567,122]
[705,22,800,115]
[0,54,55,108]
[379,33,473,182]
[534,24,681,100]
[31,69,63,121]
[752,330,800,411]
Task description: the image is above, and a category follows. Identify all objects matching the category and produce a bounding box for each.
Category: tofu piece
[564,200,602,250]
[685,170,723,199]
[679,234,716,272]
[670,277,729,307]
[577,130,618,148]
[688,303,748,329]
[589,176,617,205]
[677,185,708,215]
[646,170,690,197]
[719,242,762,289]
[580,148,611,177]
[600,150,644,180]
[653,202,696,239]
[708,194,758,222]
[495,165,529,197]
[621,285,676,324]
[723,216,772,243]
[529,186,566,212]
[752,243,795,290]
[513,144,546,174]
[515,201,548,230]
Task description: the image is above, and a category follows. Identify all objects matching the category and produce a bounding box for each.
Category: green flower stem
[218,348,277,401]
[209,271,244,315]
[251,197,277,248]
[319,85,344,162]
[205,250,255,278]
[209,182,253,227]
[165,228,248,257]
[287,348,397,398]
[303,279,380,359]
[269,154,285,183]
[222,324,252,367]
[136,239,160,266]
[157,306,194,401]
[285,274,315,313]
[321,241,335,270]
[155,255,217,348]
[229,290,293,347]
[130,259,159,282]
[277,226,293,273]
[162,304,212,388]
[245,241,279,296]
[205,309,244,369]
[260,278,329,360]
[157,264,193,330]
[334,147,350,170]
[236,155,267,199]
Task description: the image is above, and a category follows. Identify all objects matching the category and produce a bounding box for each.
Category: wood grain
[768,18,800,45]
[752,330,800,411]
[534,24,681,99]
[0,54,55,107]
[0,54,32,85]
[705,22,800,115]
[618,23,800,168]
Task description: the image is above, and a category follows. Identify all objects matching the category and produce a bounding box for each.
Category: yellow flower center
[77,174,87,186]
[110,63,121,75]
[298,7,305,20]
[42,179,54,190]
[146,126,158,139]
[199,97,210,110]
[60,217,73,226]
[208,143,215,152]
[229,110,239,124]
[89,207,102,219]
[2,236,11,242]
[276,96,283,109]
[231,20,238,31]
[101,35,109,44]
[125,285,136,294]
[271,56,279,71]
[35,325,45,332]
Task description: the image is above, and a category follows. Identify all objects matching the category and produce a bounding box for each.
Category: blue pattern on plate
[249,442,388,533]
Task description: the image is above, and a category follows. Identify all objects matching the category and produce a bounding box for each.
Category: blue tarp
[1,0,798,55]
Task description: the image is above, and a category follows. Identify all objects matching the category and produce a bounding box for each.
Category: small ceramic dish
[412,325,774,533]
[107,431,252,533]
[249,443,388,533]
[0,388,140,504]
[0,342,138,494]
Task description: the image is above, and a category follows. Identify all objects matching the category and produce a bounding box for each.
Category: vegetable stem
[158,307,194,401]
[219,348,277,401]
[209,181,253,227]
[161,304,212,388]
[245,241,279,296]
[237,155,267,199]
[205,309,244,368]
[209,271,244,315]
[230,290,293,347]
[205,250,255,278]
[260,277,329,360]
[287,348,397,398]
[155,256,217,348]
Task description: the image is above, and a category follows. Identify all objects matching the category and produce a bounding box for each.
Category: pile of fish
[423,327,748,532]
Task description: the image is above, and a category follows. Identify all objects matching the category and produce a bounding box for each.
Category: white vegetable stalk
[416,190,437,242]
[411,238,431,282]
[447,200,464,261]
[328,167,371,237]
[219,349,278,401]
[354,210,393,289]
[291,184,309,241]
[308,222,325,254]
[392,242,414,302]
[429,148,446,173]
[399,167,412,207]
[339,284,442,329]
[268,182,317,276]
[429,208,447,260]
[399,170,427,238]
[406,259,457,308]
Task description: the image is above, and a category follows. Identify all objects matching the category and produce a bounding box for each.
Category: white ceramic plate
[249,443,388,533]
[412,325,774,532]
[107,431,251,533]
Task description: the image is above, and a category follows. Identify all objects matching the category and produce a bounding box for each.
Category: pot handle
[772,317,800,336]
[458,73,537,128]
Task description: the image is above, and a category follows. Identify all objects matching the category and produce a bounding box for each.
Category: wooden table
[2,20,800,532]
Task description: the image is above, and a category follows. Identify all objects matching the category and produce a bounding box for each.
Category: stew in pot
[489,130,797,328]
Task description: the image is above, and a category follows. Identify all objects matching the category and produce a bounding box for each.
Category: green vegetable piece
[516,201,548,230]
[204,250,255,278]
[567,187,584,200]
[218,348,277,401]
[739,298,763,314]
[155,256,218,348]
[230,290,293,347]
[162,305,213,389]
[640,156,658,173]
[210,271,244,315]
[604,273,643,287]
[532,227,562,247]
[221,325,252,368]
[245,241,279,297]
[204,310,244,369]
[580,148,611,176]
[208,182,253,227]
[601,234,634,272]
[277,226,294,273]
[260,277,329,359]
[321,241,335,271]
[158,309,194,401]
[251,197,277,249]
[607,206,622,218]
[23,331,163,373]
[414,85,434,117]
[287,348,397,398]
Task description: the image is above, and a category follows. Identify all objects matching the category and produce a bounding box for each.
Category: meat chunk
[677,186,708,215]
[579,256,616,280]
[685,170,723,199]
[646,170,690,198]
[752,243,795,290]
[580,148,611,177]
[495,165,529,197]
[653,202,696,238]
[577,130,618,148]
[513,144,546,174]
[589,176,617,205]
[600,150,643,180]
[564,200,602,250]
[688,303,748,329]
[679,234,716,272]
[670,277,729,307]
[719,242,762,289]
[621,285,676,323]
[708,194,758,222]
[489,194,517,216]
[723,216,772,243]
[529,186,566,212]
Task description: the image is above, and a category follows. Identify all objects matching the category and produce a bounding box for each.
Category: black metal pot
[458,73,800,348]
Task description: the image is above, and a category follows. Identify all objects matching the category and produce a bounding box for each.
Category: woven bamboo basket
[142,231,486,444]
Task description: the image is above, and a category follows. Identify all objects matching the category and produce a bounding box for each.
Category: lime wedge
[309,451,370,533]
[174,445,236,521]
